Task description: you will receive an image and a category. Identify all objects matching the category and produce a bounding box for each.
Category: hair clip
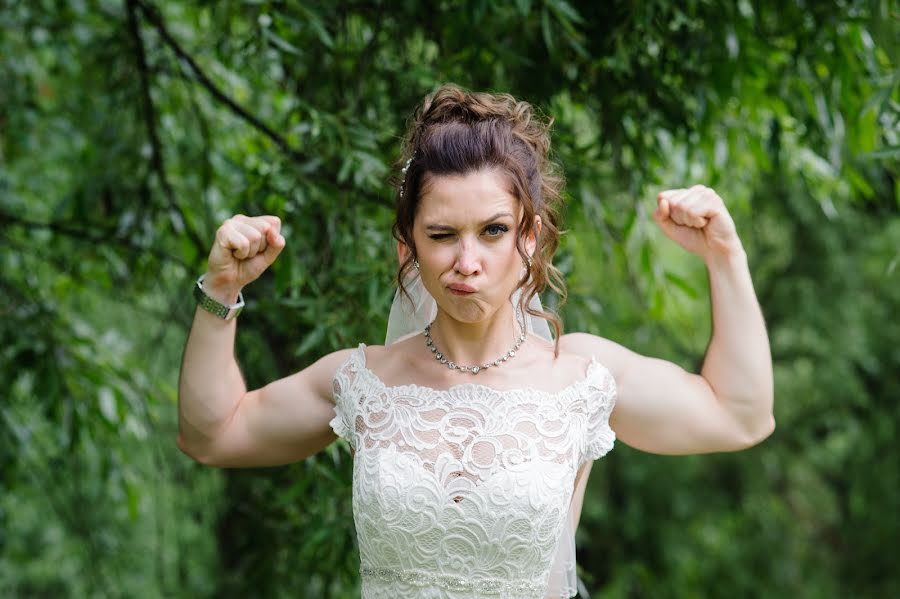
[398,153,415,198]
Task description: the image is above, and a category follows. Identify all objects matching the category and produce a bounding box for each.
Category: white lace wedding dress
[329,343,617,598]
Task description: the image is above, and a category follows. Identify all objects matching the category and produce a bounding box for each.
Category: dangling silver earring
[526,256,533,269]
[414,258,420,270]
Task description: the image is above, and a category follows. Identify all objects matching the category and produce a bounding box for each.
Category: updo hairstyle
[391,84,567,355]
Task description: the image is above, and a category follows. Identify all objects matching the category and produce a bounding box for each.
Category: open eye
[484,224,509,237]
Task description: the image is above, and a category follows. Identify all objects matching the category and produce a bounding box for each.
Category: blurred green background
[1,1,898,597]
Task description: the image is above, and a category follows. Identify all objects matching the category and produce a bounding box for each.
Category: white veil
[385,271,552,344]
[384,271,580,598]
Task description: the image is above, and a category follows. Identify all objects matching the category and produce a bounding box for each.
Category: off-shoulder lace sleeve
[582,361,617,463]
[329,343,366,450]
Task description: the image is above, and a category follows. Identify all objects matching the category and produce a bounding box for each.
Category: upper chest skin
[362,335,593,394]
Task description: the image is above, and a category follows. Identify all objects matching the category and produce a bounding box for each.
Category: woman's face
[405,168,539,324]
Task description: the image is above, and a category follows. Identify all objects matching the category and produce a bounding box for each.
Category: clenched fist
[202,214,285,302]
[653,185,743,260]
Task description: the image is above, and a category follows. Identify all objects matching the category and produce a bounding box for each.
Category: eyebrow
[424,211,515,232]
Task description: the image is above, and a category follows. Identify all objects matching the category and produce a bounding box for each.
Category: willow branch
[134,0,393,210]
[125,0,208,253]
[134,0,305,162]
[0,211,191,270]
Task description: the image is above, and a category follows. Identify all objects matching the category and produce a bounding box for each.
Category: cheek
[421,245,456,268]
[499,238,522,266]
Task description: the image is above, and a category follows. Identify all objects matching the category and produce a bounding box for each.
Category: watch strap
[194,275,244,320]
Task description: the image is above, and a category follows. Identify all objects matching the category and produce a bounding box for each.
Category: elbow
[176,433,221,467]
[739,413,776,449]
[176,433,203,462]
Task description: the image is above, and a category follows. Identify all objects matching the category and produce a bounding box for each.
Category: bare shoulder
[359,338,418,385]
[246,345,362,405]
[300,346,360,402]
[559,332,635,381]
[526,334,593,382]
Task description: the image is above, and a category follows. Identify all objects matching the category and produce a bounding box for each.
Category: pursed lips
[447,283,476,295]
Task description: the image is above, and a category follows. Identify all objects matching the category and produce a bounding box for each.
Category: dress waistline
[360,566,544,595]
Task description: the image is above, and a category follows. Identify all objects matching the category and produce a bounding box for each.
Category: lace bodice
[329,343,617,598]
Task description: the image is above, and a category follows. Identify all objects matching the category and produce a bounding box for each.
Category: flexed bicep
[182,348,353,468]
[561,332,763,455]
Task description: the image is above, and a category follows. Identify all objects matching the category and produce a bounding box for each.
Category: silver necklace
[424,310,527,375]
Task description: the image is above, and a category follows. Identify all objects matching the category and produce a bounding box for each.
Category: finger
[232,221,268,257]
[668,187,707,227]
[262,228,286,265]
[676,193,712,228]
[218,222,251,260]
[261,215,281,236]
[243,216,281,253]
[653,197,671,222]
[685,187,724,218]
[265,225,284,246]
[654,199,685,238]
[658,187,696,200]
[233,214,280,238]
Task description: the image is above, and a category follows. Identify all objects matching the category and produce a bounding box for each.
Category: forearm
[700,248,775,438]
[177,281,247,450]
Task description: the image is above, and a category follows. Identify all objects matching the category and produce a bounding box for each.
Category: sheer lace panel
[329,343,617,598]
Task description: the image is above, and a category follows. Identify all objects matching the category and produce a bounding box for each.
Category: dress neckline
[351,342,610,400]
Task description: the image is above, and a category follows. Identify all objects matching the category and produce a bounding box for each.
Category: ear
[397,240,411,265]
[525,215,542,258]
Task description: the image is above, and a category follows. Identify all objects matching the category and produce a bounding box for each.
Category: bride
[177,84,774,598]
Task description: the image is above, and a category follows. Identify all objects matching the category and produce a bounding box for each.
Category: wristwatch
[193,275,245,320]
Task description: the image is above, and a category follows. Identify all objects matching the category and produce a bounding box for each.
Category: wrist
[200,272,243,304]
[194,274,245,321]
[704,245,747,271]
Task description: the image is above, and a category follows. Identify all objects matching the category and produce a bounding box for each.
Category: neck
[429,304,523,367]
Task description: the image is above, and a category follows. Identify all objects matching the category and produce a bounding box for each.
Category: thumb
[262,229,286,265]
[653,198,681,237]
[653,198,672,226]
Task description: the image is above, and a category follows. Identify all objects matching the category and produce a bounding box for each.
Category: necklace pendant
[471,366,481,374]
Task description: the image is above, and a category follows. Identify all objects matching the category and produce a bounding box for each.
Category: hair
[391,84,568,356]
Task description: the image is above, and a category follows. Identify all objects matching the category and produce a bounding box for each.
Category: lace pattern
[330,343,617,598]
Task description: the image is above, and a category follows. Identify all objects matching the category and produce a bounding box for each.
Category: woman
[177,85,774,598]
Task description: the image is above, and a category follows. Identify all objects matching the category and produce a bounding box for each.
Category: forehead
[416,169,520,224]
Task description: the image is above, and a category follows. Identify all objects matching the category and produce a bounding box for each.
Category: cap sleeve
[329,343,367,450]
[582,359,617,464]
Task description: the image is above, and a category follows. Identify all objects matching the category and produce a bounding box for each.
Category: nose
[454,240,481,276]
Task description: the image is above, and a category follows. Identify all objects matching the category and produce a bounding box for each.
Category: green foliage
[1,0,897,597]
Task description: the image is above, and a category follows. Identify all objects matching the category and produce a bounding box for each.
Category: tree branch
[125,0,208,253]
[134,0,306,162]
[134,0,393,210]
[0,211,191,270]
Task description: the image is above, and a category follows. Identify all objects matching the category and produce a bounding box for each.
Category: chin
[451,304,488,323]
[439,295,490,323]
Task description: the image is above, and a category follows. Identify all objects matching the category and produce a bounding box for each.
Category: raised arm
[563,186,774,455]
[177,215,342,468]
